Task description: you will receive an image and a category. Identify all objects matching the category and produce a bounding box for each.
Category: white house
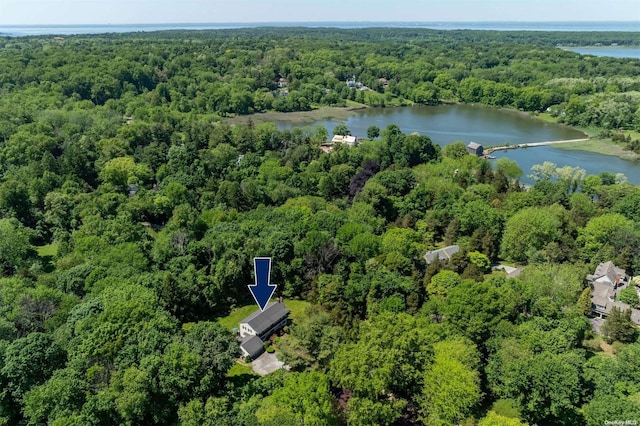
[331,134,359,147]
[239,301,290,359]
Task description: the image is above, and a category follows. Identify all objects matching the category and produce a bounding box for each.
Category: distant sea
[0,21,638,37]
[568,47,640,59]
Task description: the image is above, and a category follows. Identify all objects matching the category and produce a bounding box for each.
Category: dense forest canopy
[0,28,639,425]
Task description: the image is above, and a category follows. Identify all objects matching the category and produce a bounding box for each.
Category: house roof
[591,261,626,286]
[467,142,482,150]
[591,281,614,308]
[424,245,460,265]
[592,295,640,325]
[240,302,289,336]
[240,335,264,358]
[506,267,524,279]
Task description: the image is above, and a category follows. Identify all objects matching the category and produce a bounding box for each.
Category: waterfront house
[331,134,359,147]
[467,142,484,156]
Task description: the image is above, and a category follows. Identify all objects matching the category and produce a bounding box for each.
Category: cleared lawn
[218,299,312,331]
[36,244,59,257]
[225,106,357,126]
[227,362,256,377]
[554,138,640,161]
[532,114,640,161]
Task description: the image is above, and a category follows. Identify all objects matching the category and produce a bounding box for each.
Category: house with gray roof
[587,261,640,325]
[467,142,484,156]
[239,335,265,359]
[239,301,290,359]
[424,245,460,265]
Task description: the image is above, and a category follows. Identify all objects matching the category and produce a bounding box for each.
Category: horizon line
[1,20,639,27]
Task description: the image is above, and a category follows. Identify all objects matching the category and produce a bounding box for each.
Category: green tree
[468,251,491,273]
[177,397,234,426]
[99,156,152,188]
[583,394,640,426]
[0,180,33,225]
[366,125,380,139]
[329,312,433,425]
[427,270,461,297]
[23,368,88,426]
[442,141,468,159]
[420,339,482,426]
[577,213,635,262]
[0,218,35,277]
[442,279,518,344]
[500,206,564,263]
[277,305,343,371]
[577,287,593,316]
[618,286,640,307]
[1,333,66,423]
[495,157,523,181]
[478,411,528,426]
[601,306,637,343]
[256,371,337,425]
[333,124,350,136]
[488,344,584,424]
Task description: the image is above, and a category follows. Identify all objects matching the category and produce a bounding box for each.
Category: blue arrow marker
[249,257,277,311]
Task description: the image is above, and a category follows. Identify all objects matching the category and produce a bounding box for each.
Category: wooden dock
[486,138,590,154]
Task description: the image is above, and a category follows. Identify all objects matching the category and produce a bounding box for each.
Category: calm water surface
[276,104,640,184]
[568,47,640,59]
[1,21,638,36]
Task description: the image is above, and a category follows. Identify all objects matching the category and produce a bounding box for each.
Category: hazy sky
[0,0,639,25]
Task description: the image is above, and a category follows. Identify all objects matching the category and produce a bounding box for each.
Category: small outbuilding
[467,142,484,156]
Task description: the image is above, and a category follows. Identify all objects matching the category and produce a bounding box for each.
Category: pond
[275,104,640,184]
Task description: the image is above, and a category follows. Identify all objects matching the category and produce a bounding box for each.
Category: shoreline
[534,113,640,162]
[225,104,639,163]
[552,139,640,162]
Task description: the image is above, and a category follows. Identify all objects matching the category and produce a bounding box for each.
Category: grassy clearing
[225,106,361,126]
[554,138,640,162]
[36,244,59,257]
[536,113,640,162]
[227,362,256,377]
[218,299,312,331]
[282,299,312,323]
[218,305,257,331]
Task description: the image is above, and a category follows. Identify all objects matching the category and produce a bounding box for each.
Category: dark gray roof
[240,335,264,358]
[240,302,289,336]
[424,245,460,265]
